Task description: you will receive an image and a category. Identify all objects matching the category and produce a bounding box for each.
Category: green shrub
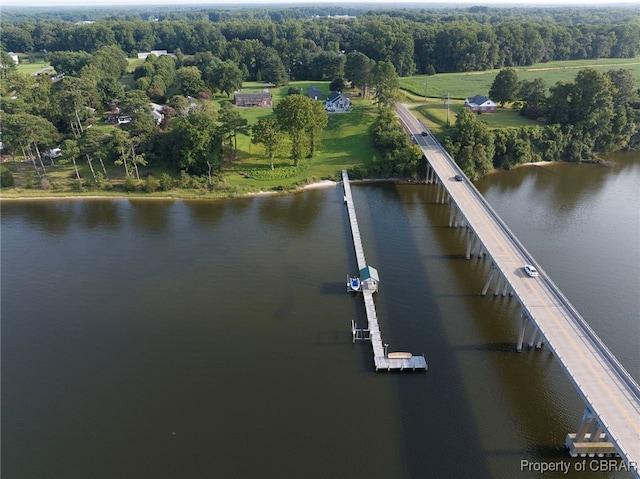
[0,166,15,187]
[145,175,159,193]
[244,166,299,180]
[159,172,174,191]
[94,172,105,187]
[124,175,137,192]
[25,171,35,189]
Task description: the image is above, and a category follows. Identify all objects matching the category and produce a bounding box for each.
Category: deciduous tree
[251,118,285,170]
[205,60,244,97]
[218,102,250,156]
[489,68,519,107]
[274,94,316,164]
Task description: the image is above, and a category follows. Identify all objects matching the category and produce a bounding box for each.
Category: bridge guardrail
[397,104,640,404]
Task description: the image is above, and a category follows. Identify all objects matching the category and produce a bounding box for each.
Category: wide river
[2,152,638,479]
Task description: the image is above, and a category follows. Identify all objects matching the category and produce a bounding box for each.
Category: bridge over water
[396,103,640,475]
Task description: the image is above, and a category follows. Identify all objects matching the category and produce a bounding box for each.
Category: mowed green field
[215,81,377,191]
[400,58,640,100]
[15,59,54,75]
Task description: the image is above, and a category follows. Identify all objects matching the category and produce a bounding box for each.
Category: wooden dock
[342,170,427,372]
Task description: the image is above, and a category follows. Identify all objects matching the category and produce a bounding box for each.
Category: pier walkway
[396,104,640,474]
[342,170,427,371]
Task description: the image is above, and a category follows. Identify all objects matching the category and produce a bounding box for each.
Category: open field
[400,58,640,100]
[15,59,54,76]
[212,81,377,192]
[2,80,378,196]
[404,97,539,136]
[7,58,637,196]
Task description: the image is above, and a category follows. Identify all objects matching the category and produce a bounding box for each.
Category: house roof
[307,87,324,100]
[466,94,494,106]
[327,91,349,103]
[235,92,272,100]
[359,265,379,282]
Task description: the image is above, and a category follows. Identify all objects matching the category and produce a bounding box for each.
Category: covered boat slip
[342,170,427,372]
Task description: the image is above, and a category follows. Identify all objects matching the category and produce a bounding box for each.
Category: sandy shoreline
[0,177,424,202]
[0,179,340,202]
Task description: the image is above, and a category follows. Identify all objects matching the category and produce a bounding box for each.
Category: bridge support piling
[528,326,540,349]
[494,274,504,296]
[465,227,473,259]
[481,263,496,296]
[428,165,436,184]
[502,279,510,297]
[448,202,457,227]
[566,408,617,457]
[517,309,529,352]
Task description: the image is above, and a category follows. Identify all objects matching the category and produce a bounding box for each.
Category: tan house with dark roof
[234,91,272,108]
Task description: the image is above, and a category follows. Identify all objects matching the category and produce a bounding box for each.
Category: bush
[0,166,15,187]
[145,175,159,193]
[159,172,174,191]
[25,171,35,189]
[40,177,51,190]
[93,172,105,188]
[72,178,84,191]
[124,175,137,192]
[244,166,299,180]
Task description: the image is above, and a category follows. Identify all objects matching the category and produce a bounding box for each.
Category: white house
[325,91,351,112]
[464,94,497,113]
[137,50,174,60]
[150,103,165,124]
[8,52,19,65]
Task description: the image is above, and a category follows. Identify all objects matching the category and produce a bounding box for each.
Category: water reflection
[127,199,176,233]
[183,198,228,224]
[258,189,325,232]
[2,200,75,235]
[77,200,122,230]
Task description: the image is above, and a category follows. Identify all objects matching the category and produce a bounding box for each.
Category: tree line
[445,67,639,179]
[0,38,342,191]
[2,7,639,78]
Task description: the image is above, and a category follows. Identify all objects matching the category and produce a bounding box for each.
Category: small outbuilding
[359,265,380,292]
[307,87,324,101]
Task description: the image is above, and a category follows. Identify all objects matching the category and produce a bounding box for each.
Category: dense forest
[2,6,639,77]
[0,5,639,191]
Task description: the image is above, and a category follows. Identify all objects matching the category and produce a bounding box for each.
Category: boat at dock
[347,275,361,292]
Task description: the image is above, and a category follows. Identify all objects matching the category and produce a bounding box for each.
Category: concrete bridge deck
[396,103,639,475]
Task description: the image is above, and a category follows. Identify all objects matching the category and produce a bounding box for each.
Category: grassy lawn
[400,58,640,100]
[2,80,378,197]
[407,97,538,136]
[216,81,377,192]
[15,59,54,76]
[17,57,617,197]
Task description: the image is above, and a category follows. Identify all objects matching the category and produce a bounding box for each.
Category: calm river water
[2,153,638,479]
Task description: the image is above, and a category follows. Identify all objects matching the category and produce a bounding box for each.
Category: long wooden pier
[342,170,427,371]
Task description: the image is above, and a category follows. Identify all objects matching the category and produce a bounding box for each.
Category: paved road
[397,103,640,475]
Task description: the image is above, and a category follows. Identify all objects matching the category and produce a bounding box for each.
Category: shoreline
[0,177,422,202]
[2,157,616,202]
